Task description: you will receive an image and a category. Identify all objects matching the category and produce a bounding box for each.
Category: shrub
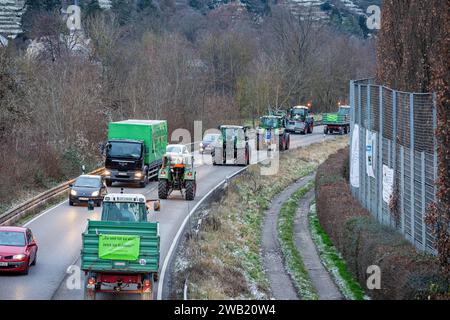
[316,147,449,299]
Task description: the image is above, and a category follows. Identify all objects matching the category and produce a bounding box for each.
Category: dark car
[199,133,220,154]
[0,226,38,275]
[69,175,107,206]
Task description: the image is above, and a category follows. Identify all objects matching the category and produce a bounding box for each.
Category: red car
[0,226,38,275]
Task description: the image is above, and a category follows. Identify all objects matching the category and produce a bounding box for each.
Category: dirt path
[294,190,343,300]
[261,173,315,300]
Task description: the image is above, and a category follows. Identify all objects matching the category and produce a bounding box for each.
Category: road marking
[156,167,247,300]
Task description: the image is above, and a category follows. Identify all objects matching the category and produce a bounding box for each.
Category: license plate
[0,262,8,267]
[118,172,127,176]
[79,197,89,201]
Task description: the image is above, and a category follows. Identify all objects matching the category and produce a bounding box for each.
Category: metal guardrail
[0,140,203,227]
[0,167,104,226]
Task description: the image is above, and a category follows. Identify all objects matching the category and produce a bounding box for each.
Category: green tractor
[157,144,196,201]
[256,115,290,152]
[212,125,251,166]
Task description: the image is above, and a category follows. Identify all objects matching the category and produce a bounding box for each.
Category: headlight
[13,254,26,260]
[91,191,99,197]
[104,170,111,176]
[135,172,143,178]
[199,142,203,147]
[70,190,77,196]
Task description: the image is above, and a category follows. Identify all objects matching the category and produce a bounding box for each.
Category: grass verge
[277,181,317,300]
[308,202,365,300]
[173,137,349,299]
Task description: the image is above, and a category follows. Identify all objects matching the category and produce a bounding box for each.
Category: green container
[322,113,349,125]
[81,220,160,273]
[108,120,167,166]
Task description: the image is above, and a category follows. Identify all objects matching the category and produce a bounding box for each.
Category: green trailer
[104,120,167,187]
[323,105,351,135]
[81,193,160,300]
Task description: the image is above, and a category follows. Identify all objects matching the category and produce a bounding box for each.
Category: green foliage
[309,203,365,300]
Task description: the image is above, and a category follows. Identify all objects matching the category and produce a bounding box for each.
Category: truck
[286,105,314,134]
[81,193,160,300]
[323,105,351,135]
[256,115,290,152]
[103,120,167,188]
[158,145,197,201]
[212,125,251,166]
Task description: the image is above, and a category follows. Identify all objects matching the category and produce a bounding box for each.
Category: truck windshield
[101,202,146,222]
[261,117,279,128]
[0,231,26,247]
[107,142,142,159]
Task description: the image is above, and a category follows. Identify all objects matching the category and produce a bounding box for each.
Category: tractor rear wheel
[278,135,285,151]
[185,180,196,201]
[158,179,168,199]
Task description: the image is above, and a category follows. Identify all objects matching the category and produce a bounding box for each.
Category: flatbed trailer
[323,105,351,135]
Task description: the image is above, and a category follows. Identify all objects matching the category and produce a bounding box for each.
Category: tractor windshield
[260,117,279,128]
[290,108,306,120]
[101,202,146,222]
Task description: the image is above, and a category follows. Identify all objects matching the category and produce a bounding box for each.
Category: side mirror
[87,200,95,211]
[145,146,149,154]
[69,184,73,188]
[28,240,37,247]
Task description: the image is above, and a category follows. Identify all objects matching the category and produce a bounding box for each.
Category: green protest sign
[98,234,140,261]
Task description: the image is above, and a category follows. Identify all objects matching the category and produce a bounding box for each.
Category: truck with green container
[323,105,351,135]
[81,193,160,300]
[103,120,167,187]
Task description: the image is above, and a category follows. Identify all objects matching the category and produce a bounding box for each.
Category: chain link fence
[349,79,437,253]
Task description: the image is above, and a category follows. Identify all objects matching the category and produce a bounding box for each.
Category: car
[0,226,38,275]
[69,175,107,206]
[199,133,220,154]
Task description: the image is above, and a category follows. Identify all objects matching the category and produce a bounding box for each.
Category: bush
[315,147,449,299]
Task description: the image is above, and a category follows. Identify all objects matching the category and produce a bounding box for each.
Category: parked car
[0,226,38,275]
[199,133,220,154]
[69,175,107,206]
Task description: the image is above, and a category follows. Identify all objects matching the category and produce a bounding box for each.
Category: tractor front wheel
[158,179,168,199]
[185,180,196,201]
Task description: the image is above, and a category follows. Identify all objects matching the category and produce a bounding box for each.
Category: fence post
[367,85,371,212]
[421,152,426,251]
[400,146,405,234]
[409,93,415,244]
[432,92,437,201]
[358,85,363,202]
[378,86,383,223]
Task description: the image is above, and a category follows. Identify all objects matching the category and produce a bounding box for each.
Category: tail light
[143,279,152,293]
[187,172,192,177]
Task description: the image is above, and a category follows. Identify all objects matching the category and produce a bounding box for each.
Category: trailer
[323,105,351,135]
[81,193,160,300]
[103,120,167,187]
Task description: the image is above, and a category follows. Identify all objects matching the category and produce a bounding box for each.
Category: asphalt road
[0,126,336,300]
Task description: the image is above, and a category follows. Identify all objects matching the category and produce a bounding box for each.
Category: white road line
[156,167,247,300]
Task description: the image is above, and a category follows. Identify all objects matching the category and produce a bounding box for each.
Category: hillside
[0,0,381,39]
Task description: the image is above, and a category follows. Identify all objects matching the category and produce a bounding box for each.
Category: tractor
[256,115,290,152]
[212,125,250,166]
[286,105,314,134]
[157,151,196,201]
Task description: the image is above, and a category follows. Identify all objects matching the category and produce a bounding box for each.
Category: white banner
[365,130,376,178]
[382,165,394,203]
[350,124,360,188]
